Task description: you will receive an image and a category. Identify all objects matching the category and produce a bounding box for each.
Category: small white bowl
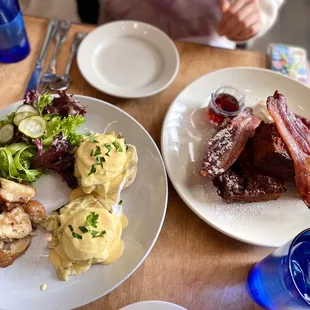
[77,20,180,98]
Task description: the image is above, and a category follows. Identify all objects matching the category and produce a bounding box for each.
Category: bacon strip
[200,108,261,178]
[296,114,310,130]
[267,91,310,208]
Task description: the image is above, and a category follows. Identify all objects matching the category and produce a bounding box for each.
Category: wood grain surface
[0,16,272,310]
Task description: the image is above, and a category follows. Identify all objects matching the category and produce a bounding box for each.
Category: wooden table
[0,16,272,310]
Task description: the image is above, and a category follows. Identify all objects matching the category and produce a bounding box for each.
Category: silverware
[50,32,86,91]
[40,20,71,85]
[24,20,59,95]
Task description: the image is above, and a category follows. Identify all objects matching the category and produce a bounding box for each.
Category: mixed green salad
[0,90,86,188]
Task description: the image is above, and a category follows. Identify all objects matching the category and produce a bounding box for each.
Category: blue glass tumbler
[247,228,310,309]
[0,0,30,63]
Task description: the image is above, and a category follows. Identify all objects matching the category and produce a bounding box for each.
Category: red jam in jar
[206,86,245,126]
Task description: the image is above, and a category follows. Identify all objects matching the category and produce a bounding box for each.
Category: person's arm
[217,0,285,42]
[258,0,285,37]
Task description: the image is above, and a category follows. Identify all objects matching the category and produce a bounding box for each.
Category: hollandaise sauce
[75,133,138,198]
[47,196,126,281]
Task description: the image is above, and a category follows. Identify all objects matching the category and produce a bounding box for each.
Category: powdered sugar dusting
[201,178,275,229]
[202,126,234,175]
[200,109,260,178]
[211,201,273,229]
[225,173,240,189]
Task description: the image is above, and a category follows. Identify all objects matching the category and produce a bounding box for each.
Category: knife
[24,20,59,96]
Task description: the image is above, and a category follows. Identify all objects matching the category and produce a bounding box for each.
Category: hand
[217,0,262,41]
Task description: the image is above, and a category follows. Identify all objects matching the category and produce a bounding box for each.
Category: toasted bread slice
[0,236,31,267]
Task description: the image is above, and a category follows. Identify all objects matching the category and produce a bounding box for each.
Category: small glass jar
[206,86,245,126]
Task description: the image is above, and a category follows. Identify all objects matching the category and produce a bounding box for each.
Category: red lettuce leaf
[24,90,40,105]
[32,134,77,188]
[24,90,86,117]
[44,91,86,117]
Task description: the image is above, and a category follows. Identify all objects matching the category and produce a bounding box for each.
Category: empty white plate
[121,301,187,310]
[77,21,179,98]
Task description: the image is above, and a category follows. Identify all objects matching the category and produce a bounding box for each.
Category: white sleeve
[258,0,285,37]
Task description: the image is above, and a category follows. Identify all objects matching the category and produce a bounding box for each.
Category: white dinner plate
[161,67,310,247]
[77,20,179,98]
[121,300,187,310]
[0,95,168,310]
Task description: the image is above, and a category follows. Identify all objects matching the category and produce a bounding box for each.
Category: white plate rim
[161,66,309,247]
[77,20,180,99]
[0,94,168,309]
[120,300,187,310]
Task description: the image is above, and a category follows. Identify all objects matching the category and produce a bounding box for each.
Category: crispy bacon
[200,108,261,178]
[267,91,310,208]
[296,114,310,130]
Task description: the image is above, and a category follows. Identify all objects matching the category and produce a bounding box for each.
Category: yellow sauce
[69,187,116,210]
[47,195,126,281]
[69,187,85,201]
[75,133,138,198]
[40,284,47,292]
[44,132,136,281]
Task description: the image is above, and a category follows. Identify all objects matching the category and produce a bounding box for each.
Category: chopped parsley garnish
[97,156,106,168]
[91,230,99,237]
[118,200,123,205]
[86,212,99,228]
[72,232,82,239]
[90,149,94,156]
[91,230,106,238]
[79,226,89,233]
[112,140,123,152]
[88,150,106,174]
[88,164,96,176]
[104,143,112,156]
[69,225,83,239]
[88,134,98,143]
[94,145,101,156]
[74,213,107,239]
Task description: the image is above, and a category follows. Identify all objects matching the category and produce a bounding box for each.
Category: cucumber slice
[16,104,38,114]
[0,124,14,145]
[13,112,38,126]
[18,116,46,138]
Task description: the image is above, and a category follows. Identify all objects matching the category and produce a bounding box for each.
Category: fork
[40,20,71,87]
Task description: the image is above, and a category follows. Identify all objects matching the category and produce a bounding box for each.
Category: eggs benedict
[44,195,126,281]
[42,132,136,280]
[74,132,138,198]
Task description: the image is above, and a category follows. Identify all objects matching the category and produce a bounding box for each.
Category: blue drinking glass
[0,0,30,63]
[247,228,310,309]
